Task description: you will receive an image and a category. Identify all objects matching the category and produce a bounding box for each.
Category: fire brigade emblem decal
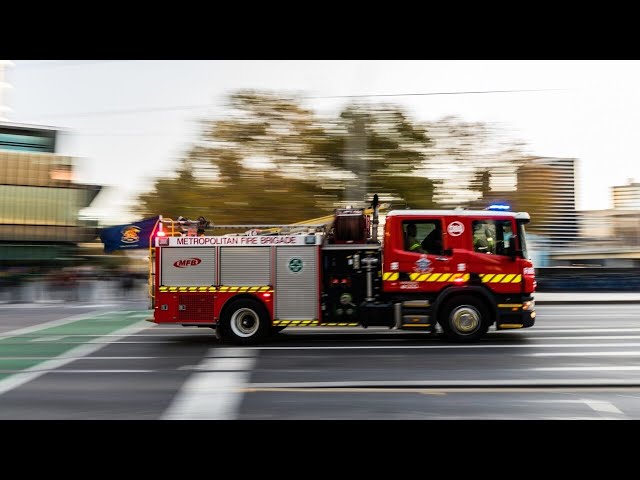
[121,225,141,244]
[289,257,303,273]
[415,255,432,273]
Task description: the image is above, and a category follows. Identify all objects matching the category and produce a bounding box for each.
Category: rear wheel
[218,298,270,345]
[439,295,490,342]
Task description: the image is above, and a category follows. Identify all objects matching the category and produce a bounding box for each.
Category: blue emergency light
[486,204,511,211]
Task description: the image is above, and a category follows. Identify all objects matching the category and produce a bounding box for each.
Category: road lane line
[527,336,640,340]
[0,319,151,397]
[582,400,623,415]
[0,311,108,339]
[162,348,256,420]
[247,342,640,350]
[30,335,67,342]
[526,352,640,357]
[534,366,640,371]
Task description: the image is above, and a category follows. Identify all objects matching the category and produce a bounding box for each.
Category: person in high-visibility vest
[405,223,427,253]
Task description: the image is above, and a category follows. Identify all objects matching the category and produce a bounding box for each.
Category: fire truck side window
[472,220,513,256]
[402,220,443,255]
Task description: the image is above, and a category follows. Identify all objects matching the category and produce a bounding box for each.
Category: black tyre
[218,298,270,345]
[438,295,491,342]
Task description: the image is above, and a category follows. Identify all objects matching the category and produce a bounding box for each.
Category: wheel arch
[218,293,271,325]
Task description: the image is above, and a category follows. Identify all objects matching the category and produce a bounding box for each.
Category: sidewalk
[534,291,640,304]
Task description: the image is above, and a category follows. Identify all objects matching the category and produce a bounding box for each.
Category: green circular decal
[288,257,303,273]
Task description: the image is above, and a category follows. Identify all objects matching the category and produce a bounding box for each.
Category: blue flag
[99,216,160,253]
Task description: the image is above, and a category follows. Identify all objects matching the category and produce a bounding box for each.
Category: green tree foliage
[136,90,531,224]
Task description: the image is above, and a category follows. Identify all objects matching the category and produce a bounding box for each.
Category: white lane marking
[526,352,640,357]
[247,379,640,388]
[582,400,623,415]
[526,329,640,333]
[534,366,640,371]
[162,348,256,420]
[248,342,640,350]
[0,310,109,339]
[0,320,152,398]
[2,334,204,338]
[192,357,255,371]
[0,356,156,360]
[30,336,67,342]
[536,314,640,318]
[527,336,640,340]
[0,304,118,310]
[48,370,153,373]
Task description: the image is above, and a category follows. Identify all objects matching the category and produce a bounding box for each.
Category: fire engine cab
[149,198,536,344]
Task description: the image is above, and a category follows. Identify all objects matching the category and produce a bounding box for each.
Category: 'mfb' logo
[447,221,464,236]
[173,258,202,268]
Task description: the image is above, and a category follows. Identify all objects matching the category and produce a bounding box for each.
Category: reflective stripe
[158,286,272,293]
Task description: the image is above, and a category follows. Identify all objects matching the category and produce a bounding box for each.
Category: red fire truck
[149,198,536,344]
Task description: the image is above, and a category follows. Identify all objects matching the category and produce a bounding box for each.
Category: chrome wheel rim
[230,308,260,338]
[449,305,481,335]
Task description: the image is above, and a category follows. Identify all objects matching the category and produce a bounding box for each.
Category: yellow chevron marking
[427,273,441,282]
[250,287,259,292]
[500,324,523,329]
[491,274,505,283]
[260,287,270,291]
[502,274,516,283]
[438,273,451,282]
[481,274,493,283]
[409,273,419,281]
[462,274,470,282]
[512,274,522,283]
[417,274,428,282]
[383,272,392,280]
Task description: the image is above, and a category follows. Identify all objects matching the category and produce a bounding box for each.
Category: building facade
[0,122,101,265]
[612,180,640,210]
[513,156,579,251]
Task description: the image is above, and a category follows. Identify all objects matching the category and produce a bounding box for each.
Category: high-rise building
[514,156,579,251]
[0,122,101,265]
[612,179,640,210]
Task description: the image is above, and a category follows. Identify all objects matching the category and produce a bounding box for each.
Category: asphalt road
[0,302,639,419]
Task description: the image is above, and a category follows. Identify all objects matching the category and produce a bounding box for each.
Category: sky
[4,60,640,224]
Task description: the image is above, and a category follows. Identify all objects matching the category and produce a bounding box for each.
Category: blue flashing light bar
[486,204,511,211]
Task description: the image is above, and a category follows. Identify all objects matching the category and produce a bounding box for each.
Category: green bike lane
[0,310,152,390]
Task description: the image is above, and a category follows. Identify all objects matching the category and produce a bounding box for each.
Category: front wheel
[439,295,490,342]
[218,298,270,345]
